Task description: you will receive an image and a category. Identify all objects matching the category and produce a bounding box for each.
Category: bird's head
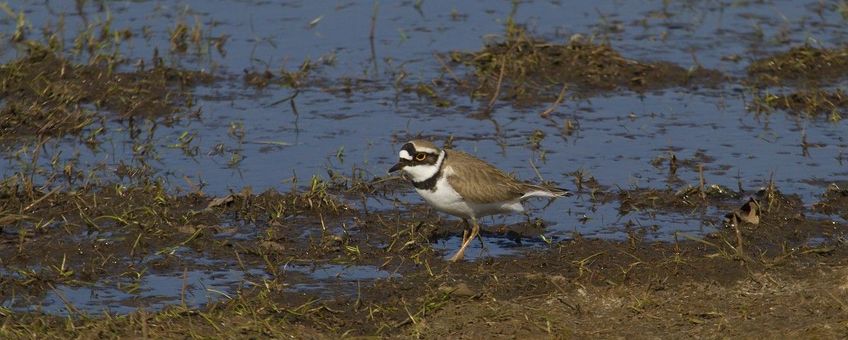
[389,139,444,182]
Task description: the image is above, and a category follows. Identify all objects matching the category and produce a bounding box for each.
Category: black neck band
[412,152,444,191]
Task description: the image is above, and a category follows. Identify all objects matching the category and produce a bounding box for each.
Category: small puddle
[284,263,399,281]
[432,234,524,261]
[430,200,720,261]
[3,267,265,316]
[283,263,400,295]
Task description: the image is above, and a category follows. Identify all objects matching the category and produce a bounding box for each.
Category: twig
[369,1,379,75]
[22,185,62,213]
[266,89,299,107]
[480,56,506,116]
[540,84,568,118]
[181,267,189,308]
[528,154,544,182]
[26,136,51,199]
[367,175,403,187]
[433,53,462,85]
[47,282,81,316]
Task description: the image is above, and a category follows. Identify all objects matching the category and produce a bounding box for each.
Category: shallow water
[2,262,401,315]
[1,0,846,315]
[16,268,259,315]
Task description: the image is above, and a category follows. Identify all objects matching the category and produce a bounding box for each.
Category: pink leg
[450,218,479,262]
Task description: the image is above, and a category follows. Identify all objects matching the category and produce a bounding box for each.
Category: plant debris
[0,44,211,139]
[449,25,723,103]
[748,45,848,86]
[751,88,846,121]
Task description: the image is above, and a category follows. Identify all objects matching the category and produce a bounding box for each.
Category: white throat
[402,150,445,182]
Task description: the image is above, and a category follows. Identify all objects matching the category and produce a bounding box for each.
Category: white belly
[415,177,524,219]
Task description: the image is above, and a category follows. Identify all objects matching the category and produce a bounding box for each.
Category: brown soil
[414,248,848,338]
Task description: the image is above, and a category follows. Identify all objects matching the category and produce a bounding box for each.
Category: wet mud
[2,170,847,337]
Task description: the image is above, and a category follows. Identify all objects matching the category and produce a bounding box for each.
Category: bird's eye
[415,153,426,161]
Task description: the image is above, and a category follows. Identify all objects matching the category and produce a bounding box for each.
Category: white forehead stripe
[399,149,413,160]
[414,146,438,154]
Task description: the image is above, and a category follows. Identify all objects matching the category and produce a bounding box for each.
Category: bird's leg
[449,219,470,262]
[476,229,487,251]
[459,218,470,245]
[474,218,487,252]
[450,218,480,262]
[460,229,469,246]
[449,244,466,262]
[467,217,481,250]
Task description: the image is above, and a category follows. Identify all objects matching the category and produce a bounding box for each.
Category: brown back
[444,150,529,203]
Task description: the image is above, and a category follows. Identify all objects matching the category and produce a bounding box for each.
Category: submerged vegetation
[0,2,222,141]
[751,88,846,121]
[444,22,723,104]
[747,45,848,86]
[747,45,848,121]
[0,44,211,139]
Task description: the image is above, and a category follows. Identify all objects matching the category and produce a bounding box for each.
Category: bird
[388,139,571,262]
[724,197,761,227]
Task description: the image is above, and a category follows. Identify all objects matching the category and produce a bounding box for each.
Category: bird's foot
[449,247,466,262]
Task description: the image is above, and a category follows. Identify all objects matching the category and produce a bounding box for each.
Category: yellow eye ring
[415,153,426,161]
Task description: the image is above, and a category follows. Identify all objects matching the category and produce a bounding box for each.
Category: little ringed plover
[389,139,570,261]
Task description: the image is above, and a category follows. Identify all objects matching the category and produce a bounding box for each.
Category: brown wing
[444,150,528,204]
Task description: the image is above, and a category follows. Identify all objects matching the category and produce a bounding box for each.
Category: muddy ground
[1,170,847,338]
[10,242,848,338]
[2,2,848,339]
